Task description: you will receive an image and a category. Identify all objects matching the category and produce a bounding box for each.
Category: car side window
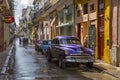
[55,39,59,45]
[52,39,59,45]
[52,39,56,44]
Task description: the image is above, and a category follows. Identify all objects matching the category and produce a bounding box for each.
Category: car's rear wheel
[35,46,37,51]
[58,56,66,69]
[86,62,93,68]
[41,50,44,55]
[47,52,52,62]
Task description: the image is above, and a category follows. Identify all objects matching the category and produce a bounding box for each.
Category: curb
[93,65,120,79]
[0,39,16,75]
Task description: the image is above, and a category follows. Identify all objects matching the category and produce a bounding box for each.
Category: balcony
[44,0,52,11]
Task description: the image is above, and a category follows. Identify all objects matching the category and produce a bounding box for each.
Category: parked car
[35,40,43,51]
[40,40,51,55]
[47,36,94,68]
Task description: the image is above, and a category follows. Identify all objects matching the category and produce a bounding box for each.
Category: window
[60,39,80,45]
[55,39,59,44]
[99,0,104,14]
[52,39,59,44]
[83,3,88,14]
[60,17,64,24]
[90,4,94,12]
[66,13,72,22]
[52,39,56,44]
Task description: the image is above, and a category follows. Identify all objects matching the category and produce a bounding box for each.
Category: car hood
[59,44,81,51]
[59,44,93,55]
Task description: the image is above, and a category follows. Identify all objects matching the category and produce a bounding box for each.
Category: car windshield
[37,40,43,44]
[43,41,51,45]
[59,39,80,45]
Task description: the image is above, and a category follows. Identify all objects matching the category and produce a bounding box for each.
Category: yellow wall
[95,0,98,59]
[104,0,110,63]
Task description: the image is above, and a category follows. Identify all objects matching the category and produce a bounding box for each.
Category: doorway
[98,16,104,60]
[88,25,96,51]
[77,23,81,43]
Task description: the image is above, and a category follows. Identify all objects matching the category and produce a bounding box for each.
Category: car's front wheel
[86,62,93,68]
[58,56,66,69]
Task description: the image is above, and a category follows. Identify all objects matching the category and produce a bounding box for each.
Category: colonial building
[32,0,120,67]
[0,0,10,51]
[75,0,97,51]
[75,0,111,64]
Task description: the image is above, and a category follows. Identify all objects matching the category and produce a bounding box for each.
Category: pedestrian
[19,37,21,44]
[83,35,88,47]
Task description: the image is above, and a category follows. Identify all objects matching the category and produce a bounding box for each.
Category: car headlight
[91,52,94,56]
[65,49,69,55]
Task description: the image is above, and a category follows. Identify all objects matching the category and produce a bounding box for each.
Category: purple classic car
[47,36,94,68]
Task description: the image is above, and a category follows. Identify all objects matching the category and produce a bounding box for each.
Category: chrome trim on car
[65,54,94,63]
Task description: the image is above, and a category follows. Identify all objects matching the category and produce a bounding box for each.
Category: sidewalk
[94,60,120,79]
[0,45,11,72]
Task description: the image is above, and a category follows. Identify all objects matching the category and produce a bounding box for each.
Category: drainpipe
[117,0,120,66]
[73,0,76,36]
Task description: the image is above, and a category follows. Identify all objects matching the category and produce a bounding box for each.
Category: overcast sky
[14,0,34,26]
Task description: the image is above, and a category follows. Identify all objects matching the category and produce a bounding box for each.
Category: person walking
[83,35,88,47]
[19,37,21,44]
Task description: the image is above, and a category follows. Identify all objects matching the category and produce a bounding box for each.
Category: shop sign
[4,16,15,24]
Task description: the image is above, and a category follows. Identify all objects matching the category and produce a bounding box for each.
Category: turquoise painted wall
[58,4,75,36]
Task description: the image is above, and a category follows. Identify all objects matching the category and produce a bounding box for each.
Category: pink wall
[111,0,117,47]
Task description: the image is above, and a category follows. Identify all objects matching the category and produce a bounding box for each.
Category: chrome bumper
[64,54,94,63]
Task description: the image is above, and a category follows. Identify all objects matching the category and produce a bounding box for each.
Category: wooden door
[77,23,81,43]
[98,16,104,60]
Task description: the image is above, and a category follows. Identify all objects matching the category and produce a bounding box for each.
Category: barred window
[83,3,88,14]
[90,4,95,12]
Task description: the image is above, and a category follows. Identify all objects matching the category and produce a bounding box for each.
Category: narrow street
[12,39,118,80]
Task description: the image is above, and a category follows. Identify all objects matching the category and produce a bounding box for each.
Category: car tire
[86,62,93,68]
[58,56,66,69]
[35,47,37,51]
[47,52,52,62]
[41,50,44,55]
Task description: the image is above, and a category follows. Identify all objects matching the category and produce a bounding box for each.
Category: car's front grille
[66,54,90,59]
[70,53,90,56]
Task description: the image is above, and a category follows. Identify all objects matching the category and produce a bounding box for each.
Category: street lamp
[63,4,68,14]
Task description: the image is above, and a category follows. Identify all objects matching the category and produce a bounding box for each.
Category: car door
[54,39,60,57]
[51,39,56,57]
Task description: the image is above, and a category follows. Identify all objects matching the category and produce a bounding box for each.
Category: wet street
[13,39,118,80]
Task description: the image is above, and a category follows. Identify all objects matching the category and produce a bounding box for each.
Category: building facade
[76,0,111,64]
[0,0,10,52]
[32,0,120,66]
[75,0,97,52]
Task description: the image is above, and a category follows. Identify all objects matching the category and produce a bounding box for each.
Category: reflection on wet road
[14,39,117,80]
